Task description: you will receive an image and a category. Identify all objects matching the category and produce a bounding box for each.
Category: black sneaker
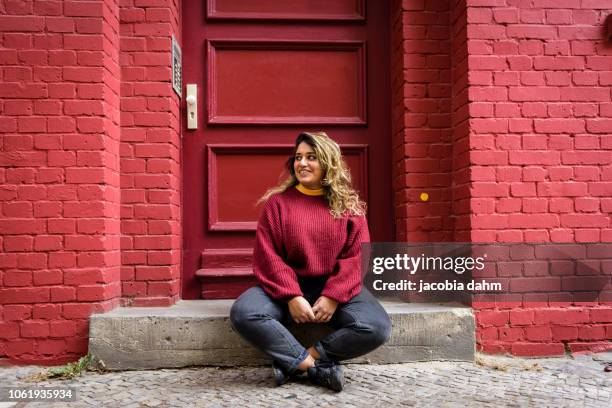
[272,361,290,386]
[272,361,304,386]
[307,360,344,392]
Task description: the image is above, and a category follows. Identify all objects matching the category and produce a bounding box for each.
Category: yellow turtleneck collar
[295,183,324,196]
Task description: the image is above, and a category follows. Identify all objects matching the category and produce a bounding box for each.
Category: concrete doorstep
[89,300,475,370]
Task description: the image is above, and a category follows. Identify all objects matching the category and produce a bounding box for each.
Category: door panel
[208,40,366,124]
[207,144,368,232]
[182,0,391,299]
[207,0,366,21]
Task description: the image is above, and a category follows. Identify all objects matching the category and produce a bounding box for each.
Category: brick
[574,198,599,213]
[559,26,601,40]
[77,284,119,301]
[519,9,544,24]
[573,104,597,120]
[17,253,47,270]
[586,119,612,134]
[65,235,106,251]
[473,117,510,134]
[121,7,146,22]
[477,310,509,327]
[64,1,102,16]
[548,104,574,120]
[63,66,104,83]
[469,86,508,102]
[560,87,609,102]
[37,339,66,355]
[3,305,32,321]
[50,287,76,302]
[534,57,584,71]
[14,185,46,202]
[578,326,606,341]
[3,236,32,254]
[563,151,611,165]
[521,102,547,117]
[34,99,62,116]
[509,151,559,165]
[33,270,63,286]
[122,281,147,297]
[510,277,561,292]
[20,320,49,338]
[63,202,105,218]
[48,116,76,133]
[534,309,590,324]
[509,87,559,102]
[2,202,33,218]
[147,251,174,265]
[4,271,32,287]
[546,9,572,25]
[507,25,557,39]
[533,119,584,134]
[32,304,62,320]
[18,117,46,132]
[525,326,552,341]
[568,342,612,354]
[17,50,48,65]
[0,16,45,32]
[49,320,77,338]
[77,83,104,99]
[132,82,172,96]
[76,117,104,133]
[65,168,105,184]
[511,342,565,357]
[33,201,62,218]
[48,219,76,234]
[537,182,587,197]
[551,326,578,341]
[586,56,612,71]
[522,198,547,213]
[518,40,543,56]
[33,235,62,251]
[75,19,103,34]
[0,323,20,339]
[134,174,172,188]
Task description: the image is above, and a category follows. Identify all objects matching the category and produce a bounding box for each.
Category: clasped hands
[288,295,338,324]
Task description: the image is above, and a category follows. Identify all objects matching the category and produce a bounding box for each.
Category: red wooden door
[182,0,392,299]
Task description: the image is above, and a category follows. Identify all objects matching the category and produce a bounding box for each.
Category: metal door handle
[186,84,197,129]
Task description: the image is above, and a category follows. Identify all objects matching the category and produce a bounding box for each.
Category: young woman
[230,132,391,392]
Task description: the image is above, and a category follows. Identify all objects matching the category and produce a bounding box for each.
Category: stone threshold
[89,300,475,370]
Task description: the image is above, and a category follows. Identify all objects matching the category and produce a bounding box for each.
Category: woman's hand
[312,296,338,323]
[288,296,315,323]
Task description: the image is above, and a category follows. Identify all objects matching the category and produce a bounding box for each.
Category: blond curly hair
[259,132,366,218]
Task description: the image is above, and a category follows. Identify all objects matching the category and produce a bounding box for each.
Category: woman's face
[294,142,323,189]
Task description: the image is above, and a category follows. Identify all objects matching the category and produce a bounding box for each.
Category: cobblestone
[0,354,610,407]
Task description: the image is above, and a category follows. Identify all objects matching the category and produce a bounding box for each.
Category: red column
[118,0,182,307]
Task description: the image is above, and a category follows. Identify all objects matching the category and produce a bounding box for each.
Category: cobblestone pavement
[0,353,611,408]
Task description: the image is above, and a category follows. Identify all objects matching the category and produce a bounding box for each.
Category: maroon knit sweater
[253,186,369,303]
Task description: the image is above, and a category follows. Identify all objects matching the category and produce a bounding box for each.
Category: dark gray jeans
[229,278,392,374]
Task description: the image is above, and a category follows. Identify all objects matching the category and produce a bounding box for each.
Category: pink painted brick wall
[118,0,181,307]
[466,0,611,243]
[464,0,612,355]
[0,0,122,364]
